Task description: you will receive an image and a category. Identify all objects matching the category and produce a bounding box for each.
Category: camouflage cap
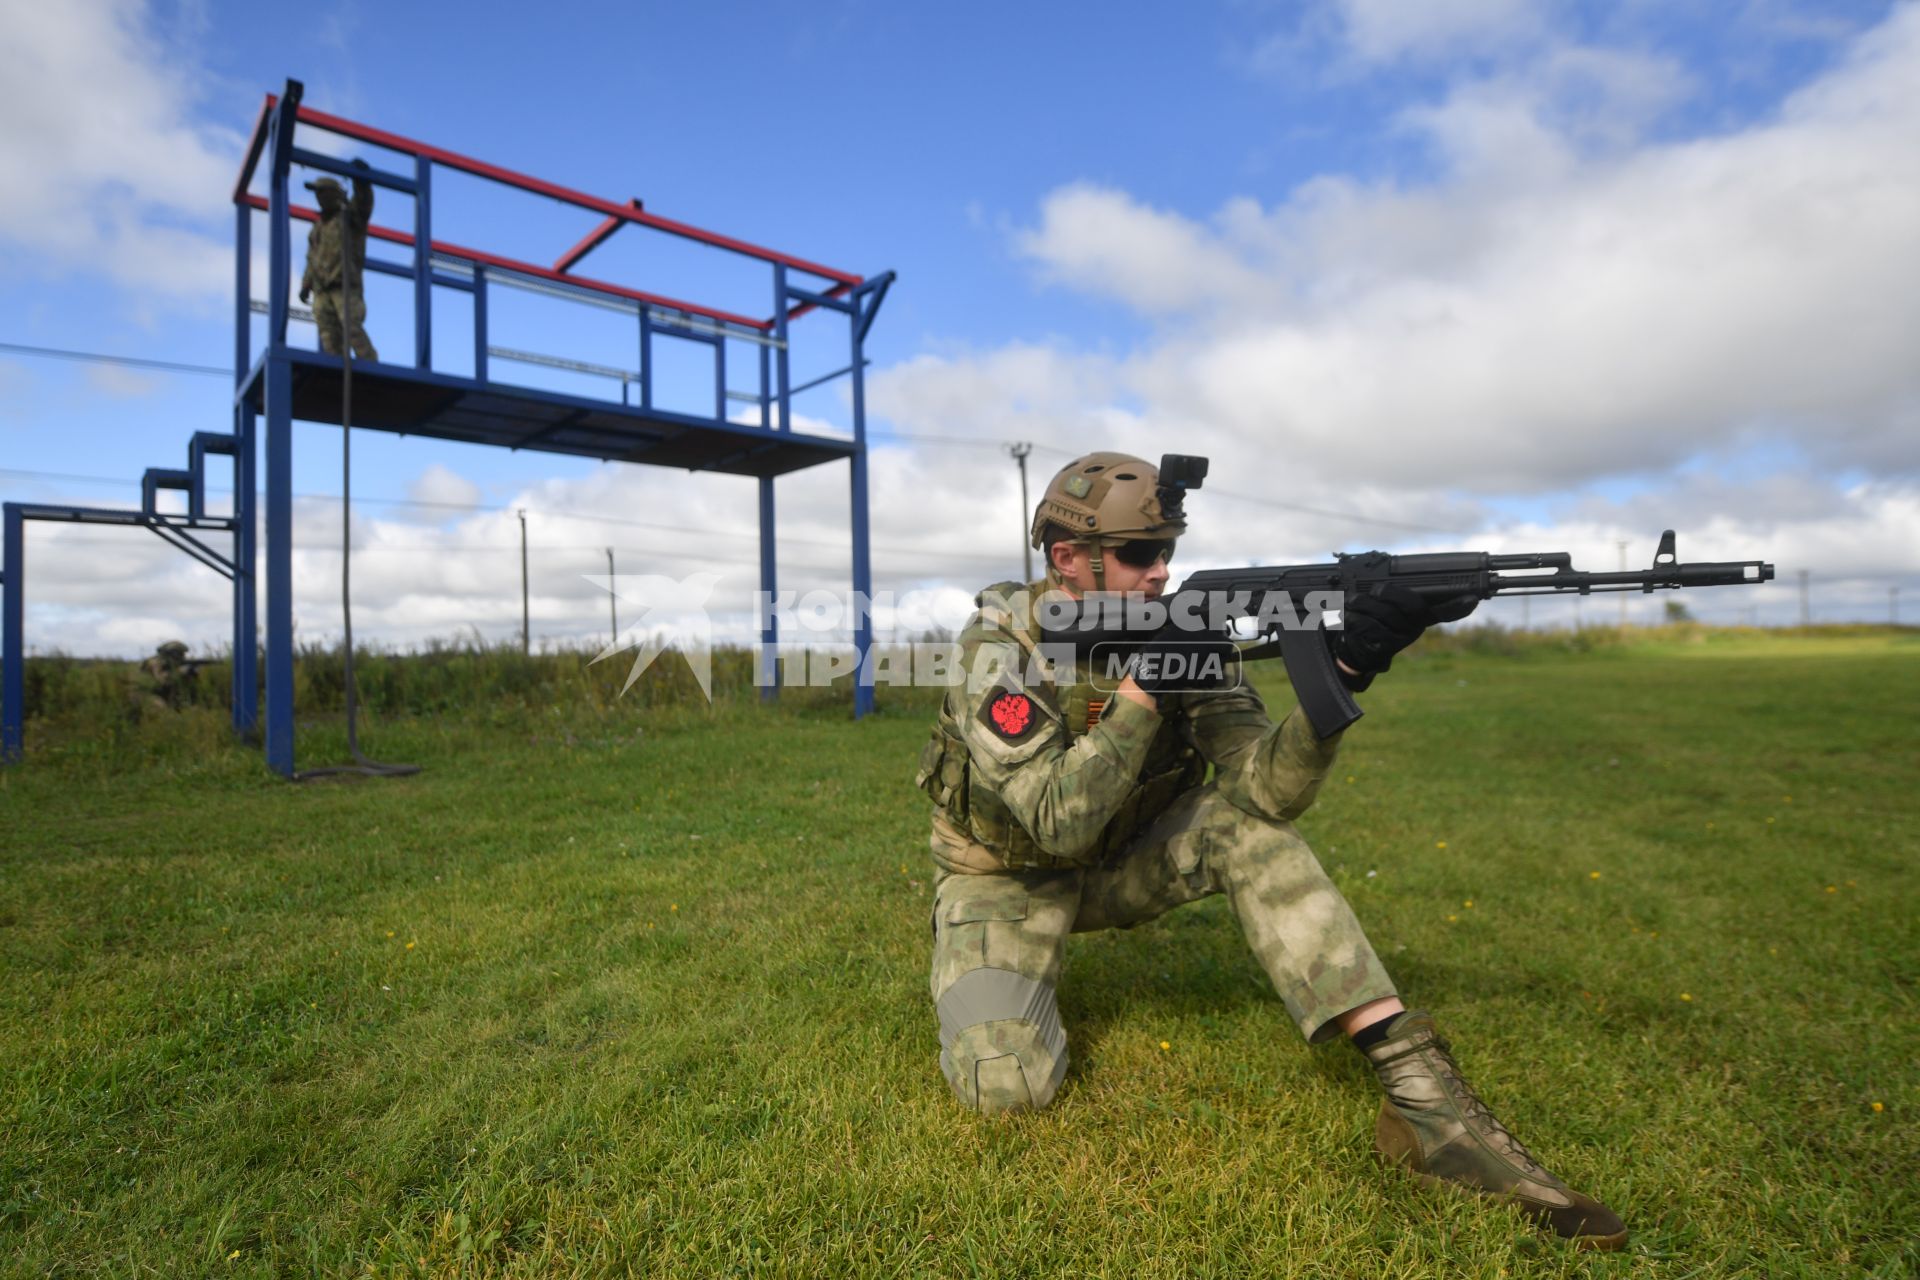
[305,176,345,197]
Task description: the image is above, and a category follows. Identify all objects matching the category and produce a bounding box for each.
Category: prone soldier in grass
[127,639,201,718]
[914,451,1627,1250]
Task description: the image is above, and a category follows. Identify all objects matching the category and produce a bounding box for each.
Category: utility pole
[1892,585,1900,627]
[1798,569,1810,628]
[1521,594,1530,631]
[1617,540,1629,628]
[519,508,530,654]
[606,547,618,646]
[1008,443,1034,582]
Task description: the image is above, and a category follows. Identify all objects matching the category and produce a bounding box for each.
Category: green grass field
[2,630,1916,1277]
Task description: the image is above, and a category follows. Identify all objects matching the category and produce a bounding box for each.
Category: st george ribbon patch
[987,690,1034,740]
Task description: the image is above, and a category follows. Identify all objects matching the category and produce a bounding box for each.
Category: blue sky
[2,0,1915,653]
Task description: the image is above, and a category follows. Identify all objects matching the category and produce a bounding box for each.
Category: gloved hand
[1119,622,1239,697]
[298,284,311,304]
[1331,584,1477,688]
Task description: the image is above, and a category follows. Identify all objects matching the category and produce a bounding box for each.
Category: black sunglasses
[1111,538,1176,569]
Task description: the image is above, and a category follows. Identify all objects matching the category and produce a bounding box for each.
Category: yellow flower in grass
[1825,885,1837,894]
[1447,915,1459,923]
[1436,841,1448,850]
[1680,993,1693,1002]
[1159,1041,1171,1051]
[1463,900,1474,908]
[1872,1101,1885,1113]
[405,941,416,951]
[670,903,679,912]
[1589,871,1601,880]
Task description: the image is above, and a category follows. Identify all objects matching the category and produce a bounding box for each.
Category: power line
[0,341,228,379]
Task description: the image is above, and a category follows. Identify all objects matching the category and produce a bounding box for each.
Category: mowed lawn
[1,633,1915,1278]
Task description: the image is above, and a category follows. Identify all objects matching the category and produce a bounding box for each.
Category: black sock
[1349,1013,1398,1051]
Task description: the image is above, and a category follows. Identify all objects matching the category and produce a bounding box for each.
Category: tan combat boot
[1362,1010,1628,1251]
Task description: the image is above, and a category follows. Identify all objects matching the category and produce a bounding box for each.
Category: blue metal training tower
[2,79,892,773]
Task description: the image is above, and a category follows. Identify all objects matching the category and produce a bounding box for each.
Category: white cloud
[1015,186,1263,314]
[406,463,482,513]
[1001,5,1920,494]
[1334,0,1545,64]
[0,0,240,298]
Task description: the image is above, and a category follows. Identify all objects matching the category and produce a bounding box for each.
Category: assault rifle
[1034,457,1776,738]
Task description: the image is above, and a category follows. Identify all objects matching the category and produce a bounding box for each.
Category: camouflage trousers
[929,784,1396,1115]
[313,288,378,361]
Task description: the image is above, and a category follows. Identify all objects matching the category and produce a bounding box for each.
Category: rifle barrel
[1489,561,1773,595]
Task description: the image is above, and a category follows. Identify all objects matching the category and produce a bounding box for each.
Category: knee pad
[936,968,1068,1115]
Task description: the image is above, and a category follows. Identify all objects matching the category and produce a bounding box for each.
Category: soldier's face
[315,189,343,213]
[1049,541,1171,598]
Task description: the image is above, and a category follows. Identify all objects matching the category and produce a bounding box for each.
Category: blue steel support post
[233,202,257,732]
[262,86,300,774]
[472,264,487,381]
[848,293,875,720]
[235,202,251,395]
[758,476,778,701]
[762,267,794,702]
[2,504,21,762]
[233,401,258,734]
[266,111,294,350]
[638,308,651,409]
[413,156,431,368]
[715,340,726,422]
[773,266,791,432]
[758,343,770,430]
[263,365,293,774]
[757,341,776,699]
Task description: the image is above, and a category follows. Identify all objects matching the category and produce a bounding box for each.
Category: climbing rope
[296,183,420,782]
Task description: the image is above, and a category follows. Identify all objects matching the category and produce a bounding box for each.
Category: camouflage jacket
[917,580,1344,874]
[301,180,375,295]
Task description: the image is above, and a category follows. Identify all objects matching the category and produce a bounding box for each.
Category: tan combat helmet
[1030,452,1195,588]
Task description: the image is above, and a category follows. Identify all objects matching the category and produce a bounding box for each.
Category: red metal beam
[252,97,860,286]
[245,195,772,332]
[231,94,274,206]
[555,198,642,274]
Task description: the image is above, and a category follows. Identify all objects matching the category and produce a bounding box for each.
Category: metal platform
[239,349,856,477]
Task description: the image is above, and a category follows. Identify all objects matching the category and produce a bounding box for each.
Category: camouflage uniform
[301,176,378,361]
[916,581,1397,1114]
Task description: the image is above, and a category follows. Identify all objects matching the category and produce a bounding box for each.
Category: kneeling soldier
[914,451,1626,1250]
